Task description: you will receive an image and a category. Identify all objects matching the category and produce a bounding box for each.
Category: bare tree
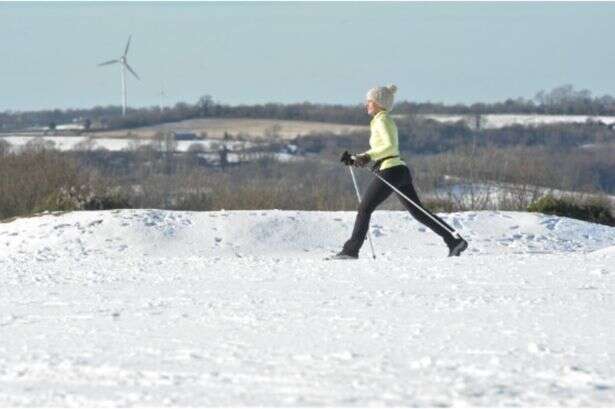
[0,139,11,156]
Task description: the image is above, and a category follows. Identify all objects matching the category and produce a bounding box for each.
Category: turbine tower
[98,35,140,116]
[159,84,166,112]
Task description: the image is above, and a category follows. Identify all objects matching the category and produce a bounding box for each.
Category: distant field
[92,118,368,140]
[0,117,367,157]
[398,113,615,130]
[0,135,253,152]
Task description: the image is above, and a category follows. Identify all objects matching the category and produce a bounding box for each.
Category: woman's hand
[353,153,370,168]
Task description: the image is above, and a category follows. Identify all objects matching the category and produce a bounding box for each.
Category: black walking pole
[367,168,461,238]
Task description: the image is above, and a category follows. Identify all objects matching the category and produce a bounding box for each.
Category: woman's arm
[362,116,398,161]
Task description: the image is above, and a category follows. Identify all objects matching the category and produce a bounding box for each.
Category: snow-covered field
[0,136,299,163]
[416,113,615,130]
[0,135,252,153]
[1,209,614,406]
[429,177,615,209]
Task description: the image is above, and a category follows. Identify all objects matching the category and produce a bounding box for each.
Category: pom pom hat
[366,84,398,111]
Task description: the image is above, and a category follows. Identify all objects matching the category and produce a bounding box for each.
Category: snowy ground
[1,209,614,406]
[0,135,298,164]
[415,113,615,130]
[0,135,253,153]
[429,177,615,209]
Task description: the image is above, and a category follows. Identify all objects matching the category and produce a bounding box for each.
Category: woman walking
[333,84,468,259]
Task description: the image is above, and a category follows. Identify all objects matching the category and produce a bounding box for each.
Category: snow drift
[1,210,614,406]
[1,209,614,261]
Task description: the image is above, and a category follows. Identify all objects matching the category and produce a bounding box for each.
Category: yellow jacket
[362,110,406,170]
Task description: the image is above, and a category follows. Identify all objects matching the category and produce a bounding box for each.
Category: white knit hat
[366,84,398,111]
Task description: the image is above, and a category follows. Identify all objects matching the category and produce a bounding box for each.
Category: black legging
[342,165,456,256]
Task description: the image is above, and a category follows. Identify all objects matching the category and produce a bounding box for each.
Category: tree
[0,139,10,156]
[197,95,213,117]
[24,138,56,153]
[535,84,592,106]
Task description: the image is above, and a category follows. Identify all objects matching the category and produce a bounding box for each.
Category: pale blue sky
[2,2,615,111]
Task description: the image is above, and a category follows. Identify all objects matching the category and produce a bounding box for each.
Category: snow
[0,136,298,164]
[429,177,615,208]
[418,113,615,129]
[55,124,86,131]
[1,209,614,406]
[0,135,253,153]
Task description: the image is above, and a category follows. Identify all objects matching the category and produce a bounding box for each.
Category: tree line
[3,85,615,132]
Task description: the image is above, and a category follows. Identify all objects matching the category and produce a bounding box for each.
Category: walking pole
[368,168,460,238]
[347,166,377,260]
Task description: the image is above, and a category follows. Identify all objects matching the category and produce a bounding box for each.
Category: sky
[2,1,615,112]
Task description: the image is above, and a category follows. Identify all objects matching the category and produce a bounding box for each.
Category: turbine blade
[125,63,140,80]
[98,59,119,66]
[124,35,132,56]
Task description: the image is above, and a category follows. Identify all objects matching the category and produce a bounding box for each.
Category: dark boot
[329,251,359,260]
[447,236,468,257]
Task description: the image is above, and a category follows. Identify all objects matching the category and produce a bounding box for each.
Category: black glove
[352,153,370,168]
[340,150,354,166]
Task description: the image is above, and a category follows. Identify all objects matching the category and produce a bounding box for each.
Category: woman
[333,84,468,259]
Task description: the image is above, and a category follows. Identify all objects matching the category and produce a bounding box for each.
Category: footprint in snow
[372,229,384,237]
[540,217,560,231]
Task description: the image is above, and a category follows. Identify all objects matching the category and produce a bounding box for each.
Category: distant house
[43,122,86,135]
[55,124,86,131]
[172,132,199,141]
[46,118,92,135]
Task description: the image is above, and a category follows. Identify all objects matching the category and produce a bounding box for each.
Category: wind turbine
[98,35,140,116]
[158,84,166,112]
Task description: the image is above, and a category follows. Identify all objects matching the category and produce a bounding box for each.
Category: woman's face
[365,99,381,116]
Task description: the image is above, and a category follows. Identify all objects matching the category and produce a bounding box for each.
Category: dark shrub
[528,195,615,226]
[0,150,83,220]
[35,185,130,213]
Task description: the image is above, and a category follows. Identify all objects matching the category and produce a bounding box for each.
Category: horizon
[0,91,568,114]
[2,2,615,112]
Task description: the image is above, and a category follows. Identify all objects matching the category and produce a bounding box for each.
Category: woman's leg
[396,170,458,246]
[341,171,395,256]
